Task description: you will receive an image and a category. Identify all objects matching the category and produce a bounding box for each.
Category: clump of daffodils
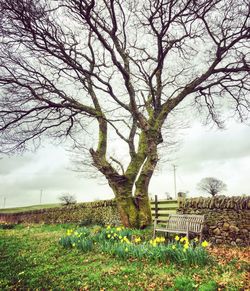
[174,235,189,251]
[105,225,130,243]
[149,236,165,247]
[173,235,209,251]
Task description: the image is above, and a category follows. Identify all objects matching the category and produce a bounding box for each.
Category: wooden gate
[150,195,179,222]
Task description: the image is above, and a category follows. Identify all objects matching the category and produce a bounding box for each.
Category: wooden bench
[153,214,205,242]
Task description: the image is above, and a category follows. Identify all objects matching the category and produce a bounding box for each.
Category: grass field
[0,203,62,213]
[0,224,249,290]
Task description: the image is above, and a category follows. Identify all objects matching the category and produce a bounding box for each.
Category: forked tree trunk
[115,188,152,229]
[91,121,158,229]
[110,145,157,228]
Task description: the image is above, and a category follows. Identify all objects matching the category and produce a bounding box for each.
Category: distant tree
[165,192,172,200]
[58,194,77,206]
[197,177,227,196]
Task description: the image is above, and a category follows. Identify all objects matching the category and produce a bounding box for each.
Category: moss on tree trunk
[116,194,152,229]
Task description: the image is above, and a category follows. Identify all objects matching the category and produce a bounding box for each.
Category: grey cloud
[175,123,250,173]
[0,155,34,175]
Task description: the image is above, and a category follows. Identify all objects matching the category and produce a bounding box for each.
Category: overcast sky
[0,119,249,209]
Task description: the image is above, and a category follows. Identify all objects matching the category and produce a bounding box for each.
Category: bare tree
[0,0,249,228]
[197,177,227,196]
[58,193,77,206]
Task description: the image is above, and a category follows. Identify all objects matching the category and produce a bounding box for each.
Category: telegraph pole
[40,189,43,204]
[173,164,177,199]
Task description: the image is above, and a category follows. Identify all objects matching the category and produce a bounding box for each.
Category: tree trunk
[110,146,157,228]
[90,123,158,229]
[115,188,152,229]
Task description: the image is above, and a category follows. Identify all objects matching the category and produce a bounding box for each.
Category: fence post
[177,192,186,211]
[154,195,158,219]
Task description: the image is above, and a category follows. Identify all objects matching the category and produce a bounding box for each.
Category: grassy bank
[0,224,249,290]
[0,203,61,213]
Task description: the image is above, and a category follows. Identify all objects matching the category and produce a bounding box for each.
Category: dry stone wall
[179,196,250,246]
[1,196,249,246]
[0,200,121,226]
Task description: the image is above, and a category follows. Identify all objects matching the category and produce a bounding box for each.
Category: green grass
[0,203,62,213]
[0,224,249,290]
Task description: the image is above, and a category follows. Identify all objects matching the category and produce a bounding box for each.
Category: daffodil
[125,247,128,252]
[201,240,209,248]
[116,227,121,231]
[134,237,141,243]
[180,236,188,243]
[172,245,176,250]
[66,229,73,236]
[160,237,165,243]
[107,234,111,238]
[175,235,180,241]
[194,237,199,242]
[106,225,111,230]
[184,243,189,249]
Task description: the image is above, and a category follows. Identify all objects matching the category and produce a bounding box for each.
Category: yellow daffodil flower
[160,237,165,243]
[134,237,141,243]
[175,235,180,241]
[201,240,209,248]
